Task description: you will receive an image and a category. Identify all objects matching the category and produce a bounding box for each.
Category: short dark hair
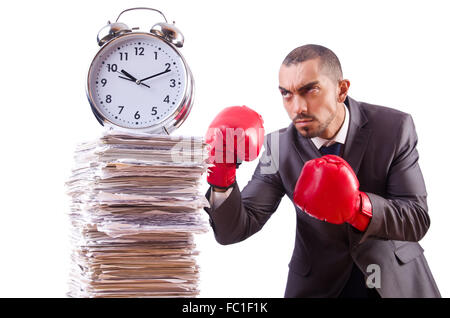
[283,44,343,82]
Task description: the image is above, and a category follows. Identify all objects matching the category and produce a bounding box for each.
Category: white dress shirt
[310,102,349,149]
[210,103,350,208]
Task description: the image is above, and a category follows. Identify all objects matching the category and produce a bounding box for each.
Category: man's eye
[280,90,291,97]
[309,86,319,93]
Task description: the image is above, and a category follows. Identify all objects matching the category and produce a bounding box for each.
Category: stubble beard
[296,112,335,139]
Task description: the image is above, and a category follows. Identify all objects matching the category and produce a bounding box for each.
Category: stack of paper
[66,131,210,297]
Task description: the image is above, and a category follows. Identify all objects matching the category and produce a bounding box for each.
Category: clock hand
[118,72,151,88]
[139,69,171,83]
[118,75,135,82]
[120,69,138,81]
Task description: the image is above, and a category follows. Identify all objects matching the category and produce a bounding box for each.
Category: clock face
[87,33,188,129]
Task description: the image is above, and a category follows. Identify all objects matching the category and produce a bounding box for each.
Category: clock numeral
[165,63,171,72]
[134,111,141,120]
[163,95,170,103]
[106,95,112,103]
[119,52,128,61]
[101,78,107,87]
[118,106,124,114]
[134,47,145,56]
[154,52,158,60]
[170,79,176,88]
[151,106,158,115]
[107,64,118,72]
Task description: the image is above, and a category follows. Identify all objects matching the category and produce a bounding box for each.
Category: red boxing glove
[293,155,372,231]
[205,106,265,189]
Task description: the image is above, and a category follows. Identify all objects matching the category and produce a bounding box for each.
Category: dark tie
[319,142,342,156]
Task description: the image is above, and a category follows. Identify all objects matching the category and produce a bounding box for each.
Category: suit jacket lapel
[290,124,321,163]
[289,96,372,176]
[342,96,372,175]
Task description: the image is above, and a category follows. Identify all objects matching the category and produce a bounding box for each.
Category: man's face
[278,58,342,139]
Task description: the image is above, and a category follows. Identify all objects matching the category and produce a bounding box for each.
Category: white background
[0,0,449,297]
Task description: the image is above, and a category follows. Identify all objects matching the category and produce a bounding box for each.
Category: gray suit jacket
[204,96,441,298]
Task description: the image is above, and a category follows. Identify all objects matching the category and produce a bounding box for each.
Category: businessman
[203,44,440,298]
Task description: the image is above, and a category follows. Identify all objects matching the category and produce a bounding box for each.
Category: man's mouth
[295,119,314,126]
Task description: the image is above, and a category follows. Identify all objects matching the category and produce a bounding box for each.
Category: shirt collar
[311,102,349,149]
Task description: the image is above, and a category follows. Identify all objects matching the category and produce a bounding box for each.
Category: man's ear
[337,79,350,103]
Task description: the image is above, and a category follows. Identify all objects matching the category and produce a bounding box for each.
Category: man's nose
[292,95,307,114]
